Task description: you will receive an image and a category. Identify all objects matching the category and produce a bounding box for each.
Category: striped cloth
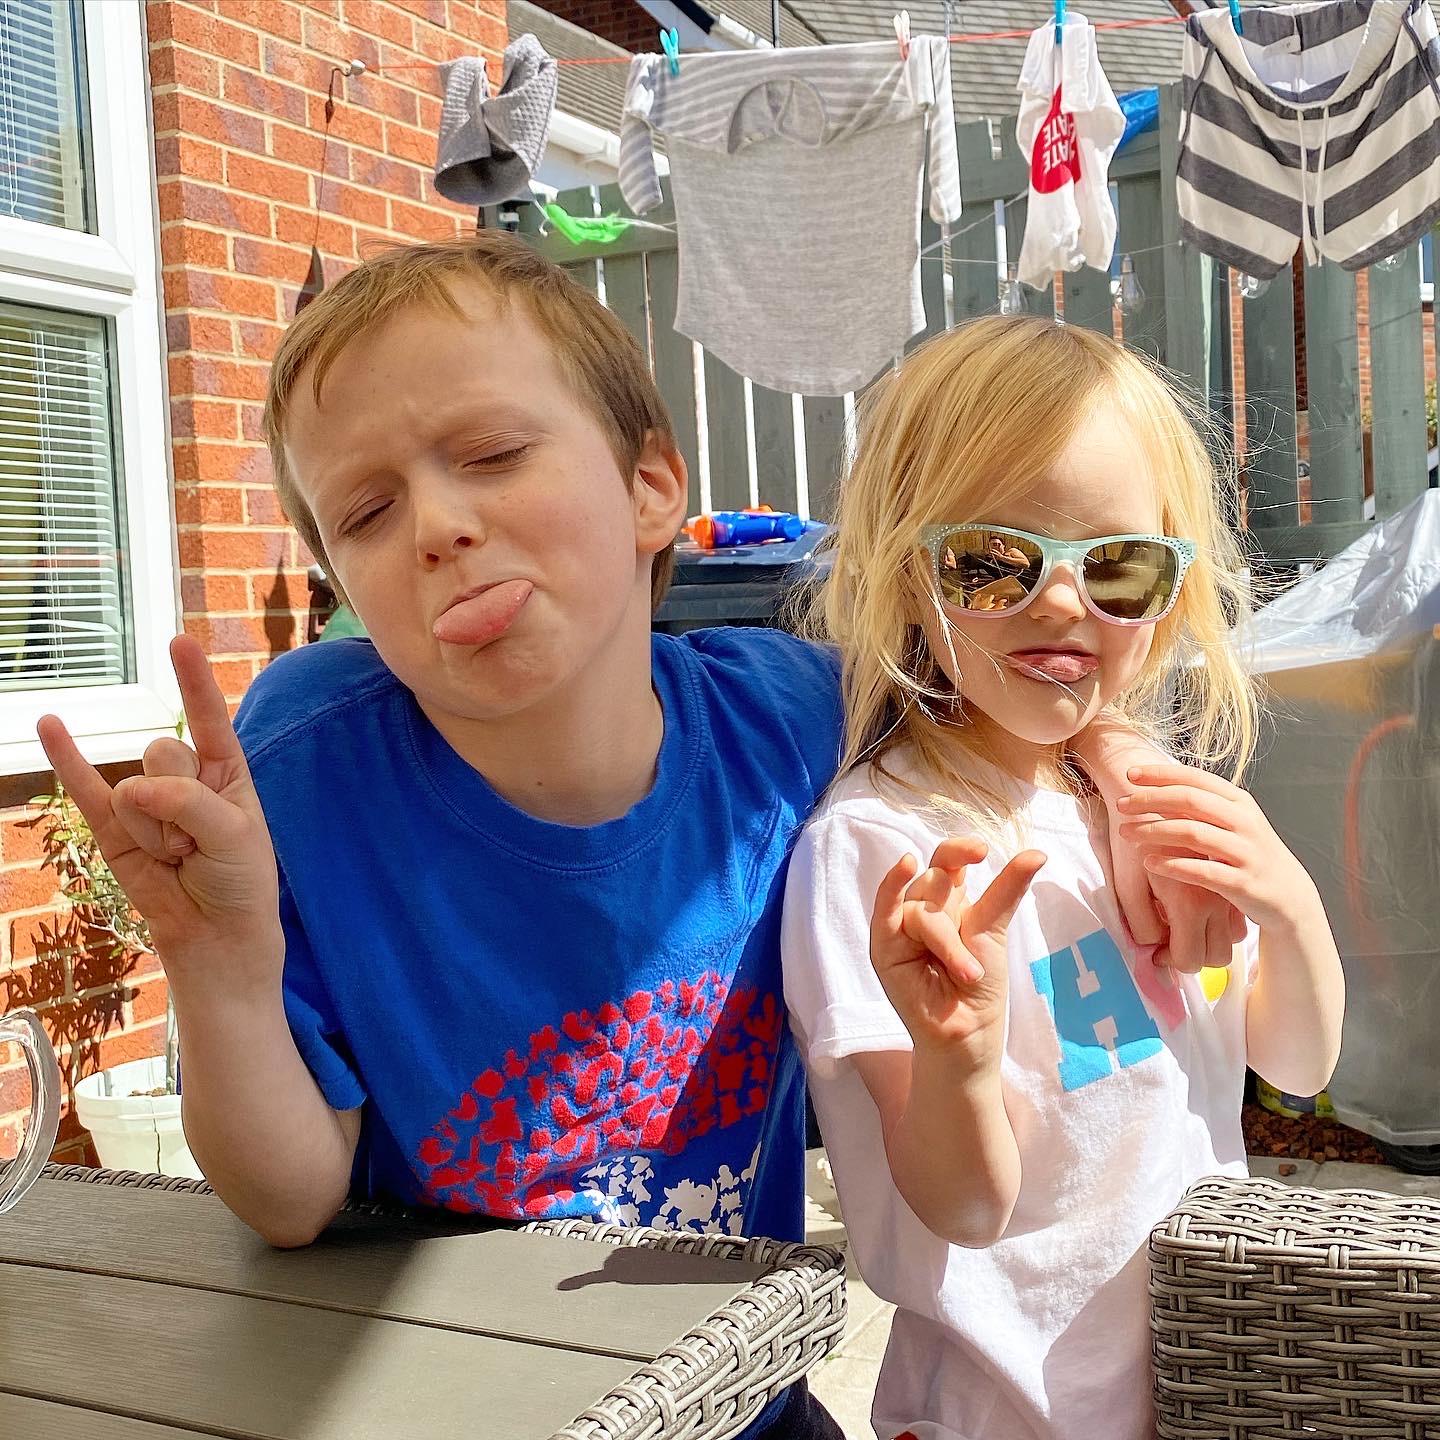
[618,39,962,395]
[1177,0,1440,278]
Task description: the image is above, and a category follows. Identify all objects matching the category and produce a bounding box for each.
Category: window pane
[0,0,91,231]
[0,302,131,690]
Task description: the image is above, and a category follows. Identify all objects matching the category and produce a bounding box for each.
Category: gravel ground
[1241,1100,1388,1167]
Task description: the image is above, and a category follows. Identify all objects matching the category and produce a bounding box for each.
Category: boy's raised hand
[871,838,1046,1074]
[36,635,282,984]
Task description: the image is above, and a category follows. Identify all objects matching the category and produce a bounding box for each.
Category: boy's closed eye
[335,445,534,539]
[462,444,531,470]
[339,500,391,539]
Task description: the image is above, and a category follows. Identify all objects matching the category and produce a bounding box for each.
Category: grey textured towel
[435,36,558,206]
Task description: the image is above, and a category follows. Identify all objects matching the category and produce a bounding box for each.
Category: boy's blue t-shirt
[233,627,843,1244]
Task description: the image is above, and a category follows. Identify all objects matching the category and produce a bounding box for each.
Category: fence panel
[753,386,799,515]
[1064,266,1115,336]
[1296,261,1366,561]
[1241,269,1301,543]
[1115,172,1166,361]
[703,356,750,512]
[1369,244,1430,519]
[950,199,1000,321]
[802,396,846,522]
[908,208,949,353]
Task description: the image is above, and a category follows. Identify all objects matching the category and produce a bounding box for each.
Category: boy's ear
[632,430,689,557]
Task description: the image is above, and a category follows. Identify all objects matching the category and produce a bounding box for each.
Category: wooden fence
[519,82,1436,566]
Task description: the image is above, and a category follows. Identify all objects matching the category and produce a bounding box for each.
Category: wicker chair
[1152,1175,1440,1439]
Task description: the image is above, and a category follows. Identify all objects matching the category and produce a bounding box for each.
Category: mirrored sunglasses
[918,523,1196,626]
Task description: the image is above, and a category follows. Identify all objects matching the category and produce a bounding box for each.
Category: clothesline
[541,182,1177,263]
[357,12,1186,76]
[929,237,1178,267]
[286,0,1429,400]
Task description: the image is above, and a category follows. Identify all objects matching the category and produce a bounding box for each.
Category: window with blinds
[0,0,91,231]
[0,303,131,690]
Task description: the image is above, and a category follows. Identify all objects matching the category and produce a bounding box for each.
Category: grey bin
[1240,491,1440,1161]
[652,528,832,637]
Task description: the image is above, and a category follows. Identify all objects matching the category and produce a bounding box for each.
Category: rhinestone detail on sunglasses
[918,524,1197,626]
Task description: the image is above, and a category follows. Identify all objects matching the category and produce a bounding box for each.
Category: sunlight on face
[920,404,1163,769]
[282,283,652,732]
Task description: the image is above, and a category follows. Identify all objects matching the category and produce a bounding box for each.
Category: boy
[39,235,1230,1436]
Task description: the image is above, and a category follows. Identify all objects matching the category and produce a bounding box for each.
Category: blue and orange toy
[685,506,821,550]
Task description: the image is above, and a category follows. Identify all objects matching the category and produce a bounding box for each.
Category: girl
[781,316,1344,1440]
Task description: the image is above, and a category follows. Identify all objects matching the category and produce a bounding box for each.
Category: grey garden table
[0,1166,846,1440]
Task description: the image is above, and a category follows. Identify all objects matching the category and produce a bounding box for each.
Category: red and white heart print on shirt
[413,972,784,1230]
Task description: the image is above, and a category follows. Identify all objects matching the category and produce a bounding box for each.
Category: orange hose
[1342,714,1414,964]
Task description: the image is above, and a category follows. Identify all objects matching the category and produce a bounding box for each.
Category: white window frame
[0,0,179,775]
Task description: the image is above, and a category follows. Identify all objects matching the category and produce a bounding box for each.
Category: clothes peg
[893,10,911,60]
[660,27,681,76]
[1055,0,1066,45]
[544,204,632,245]
[1228,0,1243,33]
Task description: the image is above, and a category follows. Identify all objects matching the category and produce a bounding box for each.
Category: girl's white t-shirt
[782,754,1255,1440]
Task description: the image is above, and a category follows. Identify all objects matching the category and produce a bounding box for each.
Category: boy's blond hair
[264,232,679,611]
[807,315,1259,828]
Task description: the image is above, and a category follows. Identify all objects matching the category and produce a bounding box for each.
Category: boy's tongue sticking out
[433,579,534,647]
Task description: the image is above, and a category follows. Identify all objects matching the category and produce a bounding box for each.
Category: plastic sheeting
[1240,491,1440,1144]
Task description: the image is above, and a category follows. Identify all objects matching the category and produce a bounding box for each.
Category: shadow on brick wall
[4,909,142,1158]
[265,557,301,658]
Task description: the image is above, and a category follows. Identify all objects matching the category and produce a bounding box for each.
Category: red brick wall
[155,0,505,698]
[530,0,652,52]
[1,0,505,1168]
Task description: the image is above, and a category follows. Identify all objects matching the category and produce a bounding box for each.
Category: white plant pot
[73,1056,201,1180]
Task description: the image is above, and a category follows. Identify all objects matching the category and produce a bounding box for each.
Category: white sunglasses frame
[918,523,1197,626]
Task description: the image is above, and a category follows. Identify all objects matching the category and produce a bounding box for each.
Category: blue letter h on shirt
[1030,930,1161,1092]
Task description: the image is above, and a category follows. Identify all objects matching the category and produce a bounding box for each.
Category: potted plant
[27,749,200,1179]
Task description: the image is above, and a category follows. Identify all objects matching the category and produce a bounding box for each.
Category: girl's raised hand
[36,635,282,988]
[1116,763,1319,935]
[870,838,1046,1074]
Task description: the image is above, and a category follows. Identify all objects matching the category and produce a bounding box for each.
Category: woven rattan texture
[1152,1175,1440,1439]
[41,1166,847,1440]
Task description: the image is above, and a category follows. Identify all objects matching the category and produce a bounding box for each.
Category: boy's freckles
[280,282,654,730]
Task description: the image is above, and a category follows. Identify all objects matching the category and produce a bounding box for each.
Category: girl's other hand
[1071,720,1245,971]
[870,838,1046,1075]
[1116,763,1322,935]
[1109,824,1247,973]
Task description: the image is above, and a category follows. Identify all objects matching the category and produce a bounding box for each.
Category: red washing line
[362,12,1187,72]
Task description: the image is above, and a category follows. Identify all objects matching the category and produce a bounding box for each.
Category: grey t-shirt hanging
[619,39,962,396]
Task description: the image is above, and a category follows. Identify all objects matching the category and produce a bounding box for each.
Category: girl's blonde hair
[805,315,1258,825]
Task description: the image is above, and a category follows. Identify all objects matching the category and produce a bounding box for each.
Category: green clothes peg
[543,203,633,246]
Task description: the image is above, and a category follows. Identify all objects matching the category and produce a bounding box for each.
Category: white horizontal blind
[0,302,129,689]
[0,0,89,231]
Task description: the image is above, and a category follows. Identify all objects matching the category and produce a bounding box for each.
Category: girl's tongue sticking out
[1005,649,1101,684]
